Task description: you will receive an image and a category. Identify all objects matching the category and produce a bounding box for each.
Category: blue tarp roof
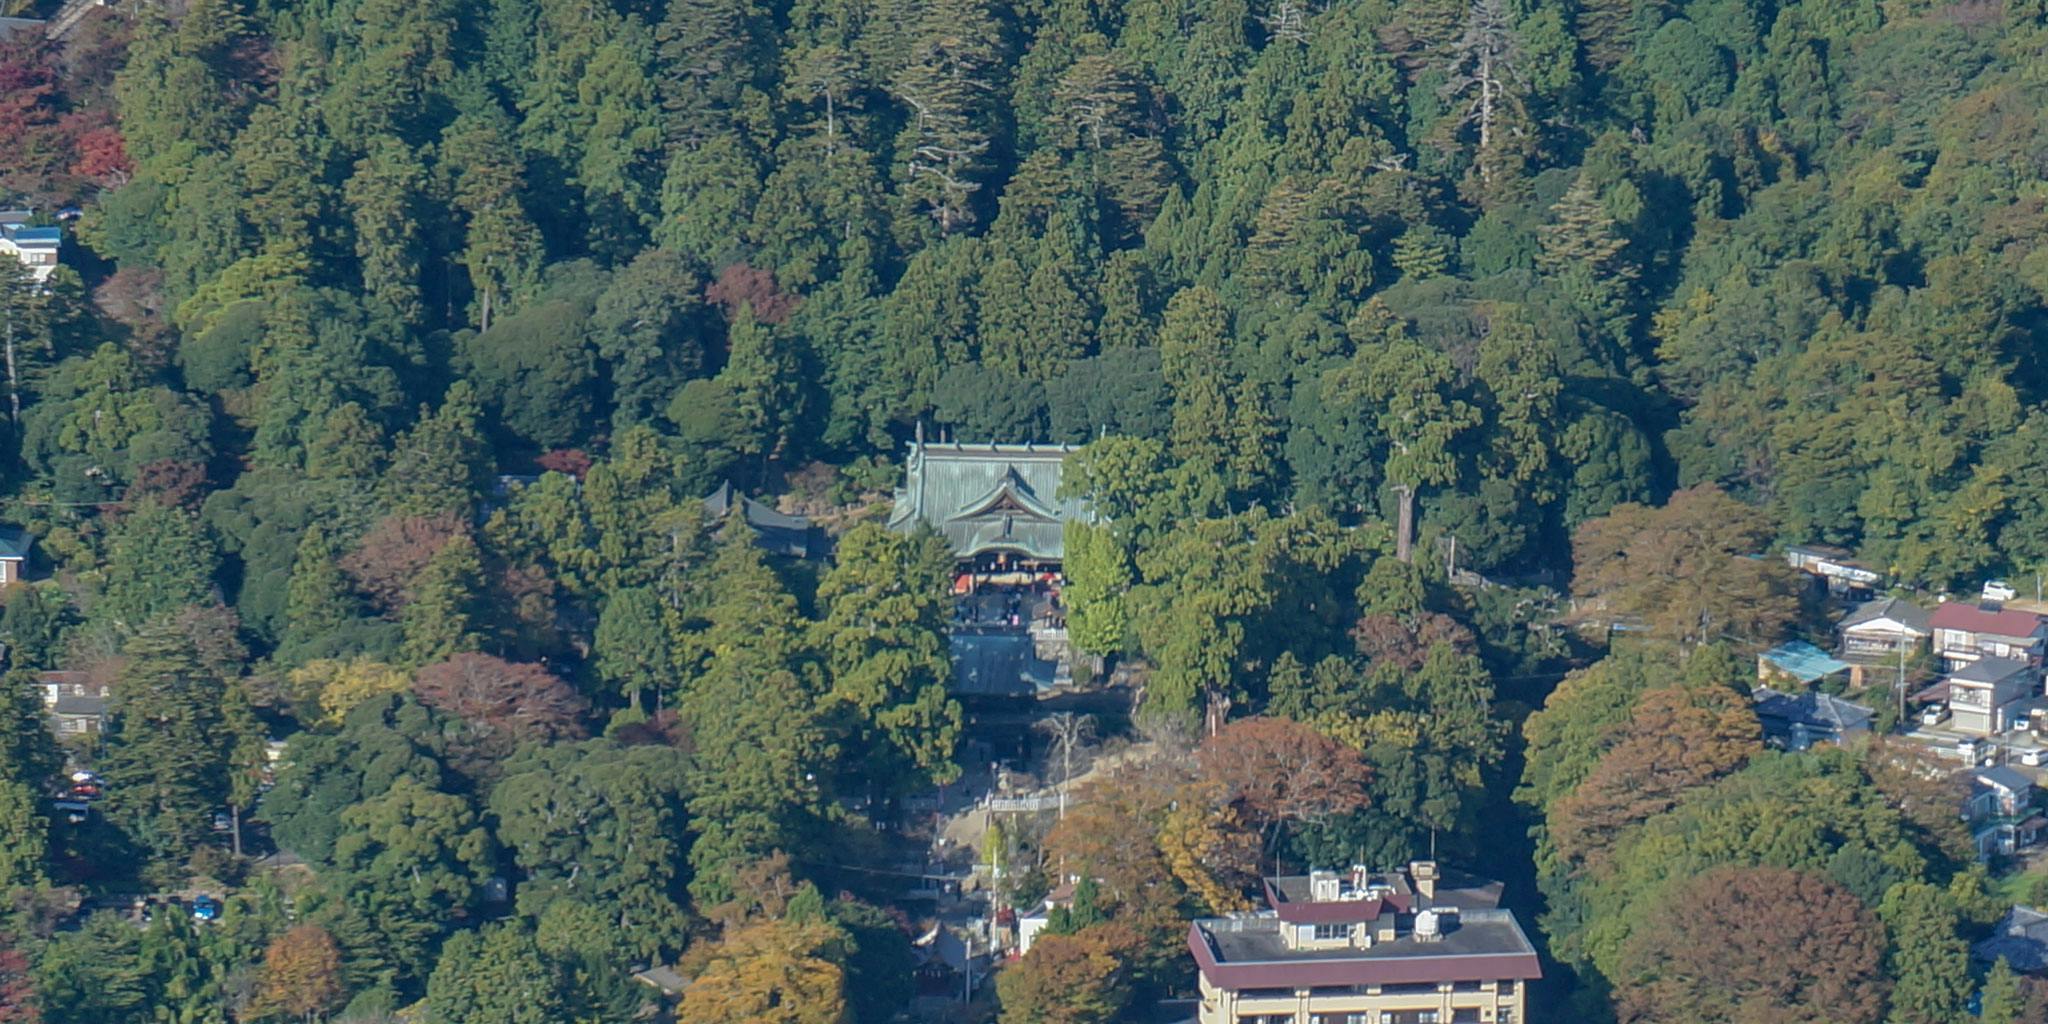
[1760,640,1852,683]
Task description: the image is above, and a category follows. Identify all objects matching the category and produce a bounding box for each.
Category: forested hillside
[6,0,2048,1019]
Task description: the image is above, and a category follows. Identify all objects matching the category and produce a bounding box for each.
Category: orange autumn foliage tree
[1547,682,1762,869]
[995,922,1143,1024]
[1570,485,1799,647]
[1616,866,1888,1024]
[255,924,345,1023]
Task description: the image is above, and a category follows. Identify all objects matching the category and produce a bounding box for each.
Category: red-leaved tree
[1198,717,1371,859]
[0,932,38,1024]
[705,264,799,325]
[414,653,587,769]
[340,513,467,613]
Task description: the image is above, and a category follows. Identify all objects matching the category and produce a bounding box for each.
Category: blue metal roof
[10,227,60,245]
[1760,640,1852,683]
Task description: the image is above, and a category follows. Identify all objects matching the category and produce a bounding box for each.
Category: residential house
[0,212,60,287]
[37,670,110,738]
[1784,543,1883,597]
[1753,687,1873,750]
[1190,861,1539,1024]
[0,526,27,586]
[1974,906,2048,974]
[1756,641,1852,689]
[888,430,1089,568]
[1013,880,1077,957]
[1837,597,1931,687]
[1964,766,2044,860]
[1930,602,2047,673]
[1948,657,2037,736]
[703,480,819,559]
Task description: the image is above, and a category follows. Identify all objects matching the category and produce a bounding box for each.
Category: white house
[0,212,60,287]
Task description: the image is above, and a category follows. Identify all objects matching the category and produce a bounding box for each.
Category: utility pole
[1897,637,1907,728]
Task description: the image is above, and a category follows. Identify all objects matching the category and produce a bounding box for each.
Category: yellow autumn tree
[288,657,411,725]
[676,919,850,1024]
[1155,780,1258,914]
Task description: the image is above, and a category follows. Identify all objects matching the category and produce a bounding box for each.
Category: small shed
[1757,641,1852,688]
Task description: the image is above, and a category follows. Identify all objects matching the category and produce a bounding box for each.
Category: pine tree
[379,382,492,519]
[344,135,428,328]
[1981,957,2025,1024]
[97,502,222,633]
[283,525,362,655]
[1159,287,1268,507]
[304,402,387,482]
[1538,172,1638,334]
[1475,311,1563,503]
[594,587,673,710]
[813,525,961,791]
[101,616,237,866]
[0,780,46,890]
[654,0,771,148]
[400,534,485,667]
[1096,251,1155,351]
[0,668,61,795]
[718,306,803,468]
[1332,339,1478,561]
[681,530,829,902]
[1438,0,1532,201]
[439,112,545,331]
[888,0,1005,234]
[234,46,334,264]
[1877,883,1973,1024]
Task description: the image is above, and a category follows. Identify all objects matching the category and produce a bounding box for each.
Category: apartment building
[1189,861,1539,1024]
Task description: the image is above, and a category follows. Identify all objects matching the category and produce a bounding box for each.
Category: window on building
[1309,1014,1370,1024]
[1499,980,1516,996]
[1239,988,1295,1001]
[1381,983,1442,996]
[1313,923,1351,941]
[1452,1010,1481,1023]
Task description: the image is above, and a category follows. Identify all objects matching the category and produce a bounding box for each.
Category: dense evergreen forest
[8,0,2048,1019]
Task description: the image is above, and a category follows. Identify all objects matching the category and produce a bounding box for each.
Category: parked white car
[2022,748,2046,768]
[1983,579,2018,602]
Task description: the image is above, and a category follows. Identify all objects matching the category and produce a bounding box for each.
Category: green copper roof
[887,441,1088,560]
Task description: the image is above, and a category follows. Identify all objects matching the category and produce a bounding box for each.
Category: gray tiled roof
[1975,906,2048,972]
[1974,766,2035,795]
[704,481,816,558]
[1955,656,2032,684]
[888,441,1088,560]
[1754,687,1874,737]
